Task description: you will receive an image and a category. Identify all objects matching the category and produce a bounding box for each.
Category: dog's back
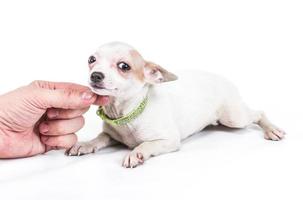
[149,70,240,139]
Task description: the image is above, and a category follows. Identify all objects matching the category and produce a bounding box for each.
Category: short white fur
[67,42,285,168]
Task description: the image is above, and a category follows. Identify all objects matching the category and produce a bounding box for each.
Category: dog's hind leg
[254,112,285,140]
[218,101,285,141]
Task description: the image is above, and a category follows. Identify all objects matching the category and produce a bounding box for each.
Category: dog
[66,42,285,168]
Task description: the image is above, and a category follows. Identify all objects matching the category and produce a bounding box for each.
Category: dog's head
[88,42,177,98]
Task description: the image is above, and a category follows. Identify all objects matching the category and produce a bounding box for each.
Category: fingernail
[48,110,59,119]
[40,123,49,133]
[81,91,94,100]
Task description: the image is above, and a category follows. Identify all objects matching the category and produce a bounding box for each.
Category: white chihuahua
[67,42,285,168]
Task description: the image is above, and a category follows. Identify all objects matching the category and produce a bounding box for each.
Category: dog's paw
[122,151,145,168]
[264,127,285,141]
[65,142,98,156]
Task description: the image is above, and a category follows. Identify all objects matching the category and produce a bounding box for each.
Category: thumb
[33,83,97,109]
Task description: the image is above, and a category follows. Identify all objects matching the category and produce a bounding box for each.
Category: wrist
[0,125,11,158]
[0,112,7,158]
[0,128,5,158]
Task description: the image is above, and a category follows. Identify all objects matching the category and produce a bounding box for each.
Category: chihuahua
[66,42,285,168]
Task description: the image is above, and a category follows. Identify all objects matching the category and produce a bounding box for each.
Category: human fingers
[47,107,89,119]
[39,116,85,136]
[30,81,111,106]
[30,81,90,92]
[31,82,97,109]
[43,88,95,109]
[41,134,77,150]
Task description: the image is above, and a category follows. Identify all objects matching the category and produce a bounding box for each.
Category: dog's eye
[117,62,131,72]
[88,56,96,64]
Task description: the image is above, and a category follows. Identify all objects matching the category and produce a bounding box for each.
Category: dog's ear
[143,61,178,84]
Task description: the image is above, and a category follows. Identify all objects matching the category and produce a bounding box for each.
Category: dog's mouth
[89,83,117,95]
[91,83,106,90]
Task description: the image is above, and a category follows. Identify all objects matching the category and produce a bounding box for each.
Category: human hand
[0,81,109,158]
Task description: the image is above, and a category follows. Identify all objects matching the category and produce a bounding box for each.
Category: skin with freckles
[0,80,109,158]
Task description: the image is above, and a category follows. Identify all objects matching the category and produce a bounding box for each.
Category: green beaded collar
[96,96,148,126]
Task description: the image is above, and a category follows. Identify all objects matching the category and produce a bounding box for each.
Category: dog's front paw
[264,127,285,141]
[65,142,98,156]
[122,151,145,168]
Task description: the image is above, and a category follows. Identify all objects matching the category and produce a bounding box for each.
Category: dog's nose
[90,72,105,83]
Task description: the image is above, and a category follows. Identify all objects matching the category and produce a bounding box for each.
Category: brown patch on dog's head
[128,50,145,82]
[124,50,178,84]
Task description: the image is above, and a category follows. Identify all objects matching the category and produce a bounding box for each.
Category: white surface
[0,0,302,200]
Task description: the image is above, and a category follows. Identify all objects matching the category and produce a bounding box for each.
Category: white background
[0,0,302,200]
